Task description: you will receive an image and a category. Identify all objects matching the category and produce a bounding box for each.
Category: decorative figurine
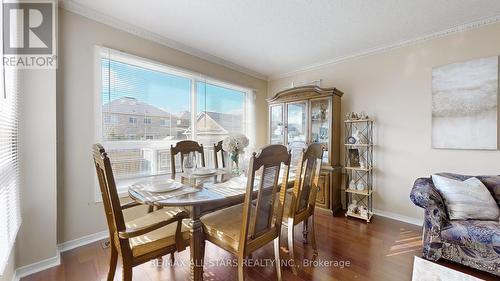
[320,104,327,120]
[356,181,366,191]
[345,111,369,121]
[358,111,369,120]
[349,179,356,190]
[348,200,358,214]
[352,130,366,144]
[359,206,369,217]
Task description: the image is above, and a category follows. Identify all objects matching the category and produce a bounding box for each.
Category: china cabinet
[267,86,343,213]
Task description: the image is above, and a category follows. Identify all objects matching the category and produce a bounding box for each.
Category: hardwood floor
[22,210,497,281]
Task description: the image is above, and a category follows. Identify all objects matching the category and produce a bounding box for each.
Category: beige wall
[17,69,58,267]
[57,9,268,243]
[268,22,500,221]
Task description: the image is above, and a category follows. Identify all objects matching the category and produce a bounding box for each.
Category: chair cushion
[431,174,499,220]
[441,220,500,255]
[125,208,190,257]
[200,204,256,252]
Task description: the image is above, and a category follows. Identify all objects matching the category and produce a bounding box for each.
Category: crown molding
[59,0,268,81]
[270,14,500,81]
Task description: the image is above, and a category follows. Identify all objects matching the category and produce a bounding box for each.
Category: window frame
[93,46,253,200]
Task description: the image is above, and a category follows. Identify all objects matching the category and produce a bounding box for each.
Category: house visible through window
[195,82,245,147]
[98,47,253,185]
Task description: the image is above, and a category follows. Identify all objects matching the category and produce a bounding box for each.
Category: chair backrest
[213,140,226,169]
[92,144,127,249]
[239,144,291,252]
[170,140,206,174]
[288,143,324,218]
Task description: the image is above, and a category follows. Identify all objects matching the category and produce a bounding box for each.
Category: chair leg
[303,218,309,244]
[310,215,318,256]
[168,252,174,264]
[107,243,118,281]
[122,262,132,281]
[237,256,245,281]
[274,237,282,281]
[287,218,298,275]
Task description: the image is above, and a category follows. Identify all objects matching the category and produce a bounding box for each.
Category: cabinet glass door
[269,105,284,144]
[310,98,331,163]
[286,102,308,145]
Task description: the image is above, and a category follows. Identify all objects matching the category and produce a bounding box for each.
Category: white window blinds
[0,49,21,274]
[97,47,254,185]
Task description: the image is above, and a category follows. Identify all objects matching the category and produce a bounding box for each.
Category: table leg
[190,207,205,281]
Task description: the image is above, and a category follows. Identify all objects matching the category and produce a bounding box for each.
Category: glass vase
[228,152,242,176]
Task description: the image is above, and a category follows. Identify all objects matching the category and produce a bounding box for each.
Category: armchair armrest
[410,178,445,209]
[118,211,188,239]
[120,201,142,210]
[410,177,448,261]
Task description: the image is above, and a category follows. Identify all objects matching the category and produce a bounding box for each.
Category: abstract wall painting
[432,56,498,150]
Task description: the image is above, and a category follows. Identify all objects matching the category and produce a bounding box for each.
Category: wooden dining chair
[282,143,324,274]
[213,140,226,168]
[93,144,190,281]
[170,140,206,174]
[200,144,291,281]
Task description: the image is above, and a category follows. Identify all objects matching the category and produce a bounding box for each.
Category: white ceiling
[63,0,500,80]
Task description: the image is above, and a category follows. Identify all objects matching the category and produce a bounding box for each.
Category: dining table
[128,168,296,281]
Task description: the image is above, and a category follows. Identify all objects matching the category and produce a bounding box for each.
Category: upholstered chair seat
[201,204,257,252]
[122,208,191,257]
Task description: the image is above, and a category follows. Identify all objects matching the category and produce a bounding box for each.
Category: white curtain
[0,0,21,274]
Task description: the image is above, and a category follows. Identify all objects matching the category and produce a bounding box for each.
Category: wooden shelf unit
[344,119,374,222]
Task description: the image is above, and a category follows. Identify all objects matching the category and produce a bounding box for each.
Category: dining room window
[96,46,254,191]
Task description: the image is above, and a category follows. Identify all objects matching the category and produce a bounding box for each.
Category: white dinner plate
[192,168,217,176]
[144,180,183,193]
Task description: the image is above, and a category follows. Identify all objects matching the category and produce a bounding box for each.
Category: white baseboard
[12,252,61,281]
[10,231,108,281]
[58,230,108,253]
[374,208,423,226]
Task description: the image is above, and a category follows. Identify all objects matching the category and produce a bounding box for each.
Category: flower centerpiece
[222,134,249,175]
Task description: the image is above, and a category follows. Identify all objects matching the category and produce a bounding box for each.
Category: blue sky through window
[102,59,245,115]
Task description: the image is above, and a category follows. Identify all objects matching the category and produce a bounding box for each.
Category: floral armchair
[410,173,500,276]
